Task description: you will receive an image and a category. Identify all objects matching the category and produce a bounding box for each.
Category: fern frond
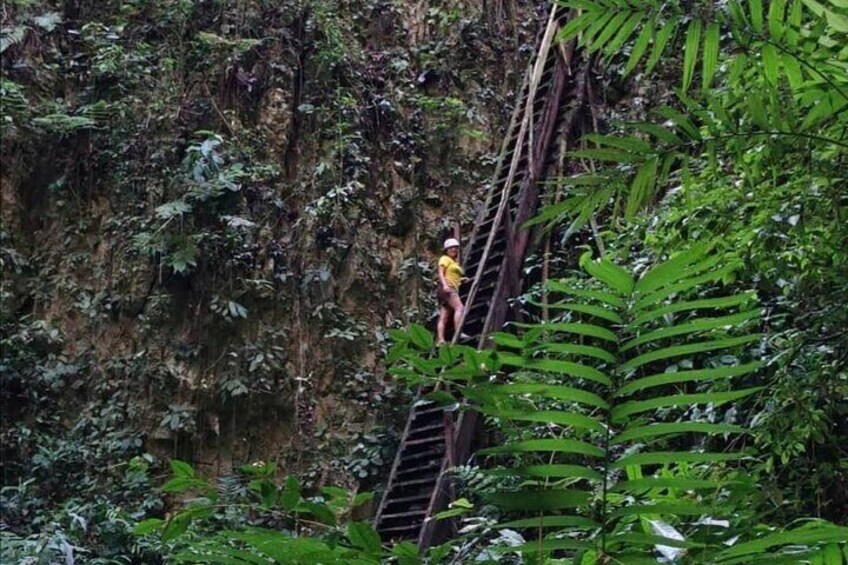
[481,408,605,433]
[631,293,757,326]
[611,422,749,444]
[610,387,762,421]
[615,362,763,396]
[530,342,617,363]
[461,247,766,561]
[683,19,703,92]
[500,354,612,385]
[544,281,627,308]
[620,309,762,351]
[497,515,598,529]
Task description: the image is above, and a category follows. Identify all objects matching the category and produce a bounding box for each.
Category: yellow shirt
[438,255,463,290]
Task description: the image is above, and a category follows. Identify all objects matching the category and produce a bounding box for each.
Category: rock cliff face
[0,0,548,491]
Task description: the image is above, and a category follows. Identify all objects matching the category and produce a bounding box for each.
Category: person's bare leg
[437,305,449,345]
[450,295,464,339]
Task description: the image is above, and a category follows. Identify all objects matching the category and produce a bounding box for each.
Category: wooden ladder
[375,4,585,549]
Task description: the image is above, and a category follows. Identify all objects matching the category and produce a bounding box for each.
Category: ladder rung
[469,243,506,265]
[482,263,504,278]
[381,510,427,520]
[381,492,433,506]
[471,233,494,249]
[378,524,422,535]
[476,273,499,287]
[408,422,444,436]
[486,249,506,261]
[465,302,490,317]
[410,413,444,427]
[400,447,445,462]
[404,436,444,447]
[488,235,506,248]
[396,460,442,476]
[413,405,443,417]
[391,476,438,489]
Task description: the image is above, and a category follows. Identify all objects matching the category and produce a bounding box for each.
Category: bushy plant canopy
[529,0,847,230]
[389,246,847,563]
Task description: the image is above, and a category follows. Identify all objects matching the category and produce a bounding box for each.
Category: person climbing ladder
[436,238,465,346]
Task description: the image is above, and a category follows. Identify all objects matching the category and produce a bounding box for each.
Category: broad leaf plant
[389,246,848,563]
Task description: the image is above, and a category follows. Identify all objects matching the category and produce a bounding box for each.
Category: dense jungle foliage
[1,0,847,562]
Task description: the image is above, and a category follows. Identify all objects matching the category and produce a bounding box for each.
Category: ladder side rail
[416,446,452,548]
[460,69,533,267]
[512,62,590,267]
[477,31,571,345]
[374,399,441,527]
[418,404,482,549]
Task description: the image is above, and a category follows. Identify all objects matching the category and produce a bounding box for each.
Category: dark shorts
[437,287,460,307]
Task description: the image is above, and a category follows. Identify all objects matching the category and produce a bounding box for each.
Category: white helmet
[443,238,460,250]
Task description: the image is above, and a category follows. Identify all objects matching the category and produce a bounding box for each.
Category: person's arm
[438,265,452,292]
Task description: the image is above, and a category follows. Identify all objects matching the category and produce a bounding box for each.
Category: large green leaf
[769,0,788,38]
[579,253,635,294]
[750,0,765,31]
[631,293,756,327]
[682,19,703,91]
[487,463,603,481]
[626,155,659,218]
[545,281,627,308]
[591,11,633,54]
[646,21,677,74]
[557,11,597,42]
[454,248,766,560]
[616,362,762,397]
[583,10,619,48]
[634,255,731,309]
[634,245,710,295]
[611,422,749,444]
[487,489,592,510]
[620,335,761,371]
[702,22,721,88]
[611,387,762,421]
[483,383,609,409]
[500,353,611,385]
[347,522,382,555]
[481,438,605,458]
[605,12,645,59]
[531,342,617,363]
[481,409,606,434]
[624,21,655,75]
[762,43,780,85]
[613,451,748,468]
[621,309,762,351]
